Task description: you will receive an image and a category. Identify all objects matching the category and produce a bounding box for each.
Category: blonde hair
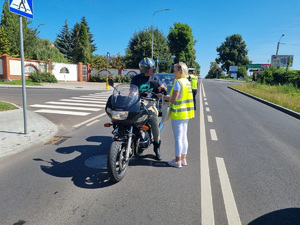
[174,62,188,78]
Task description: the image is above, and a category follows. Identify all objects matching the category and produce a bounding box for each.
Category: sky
[4,0,300,77]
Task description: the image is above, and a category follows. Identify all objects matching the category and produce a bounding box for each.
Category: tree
[110,53,125,69]
[0,0,38,58]
[168,22,197,68]
[206,61,219,79]
[91,54,106,72]
[0,26,10,55]
[125,27,171,72]
[54,20,73,61]
[32,39,68,63]
[81,17,97,53]
[72,23,91,64]
[215,34,250,73]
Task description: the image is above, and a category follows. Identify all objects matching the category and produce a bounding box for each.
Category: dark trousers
[192,89,197,110]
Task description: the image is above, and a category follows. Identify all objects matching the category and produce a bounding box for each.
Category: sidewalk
[0,82,112,158]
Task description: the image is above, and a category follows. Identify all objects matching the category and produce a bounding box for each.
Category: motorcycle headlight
[112,111,129,120]
[137,114,148,123]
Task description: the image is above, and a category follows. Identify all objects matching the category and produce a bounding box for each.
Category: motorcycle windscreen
[111,84,139,109]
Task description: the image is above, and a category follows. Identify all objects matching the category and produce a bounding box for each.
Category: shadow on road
[248,208,300,225]
[33,136,114,189]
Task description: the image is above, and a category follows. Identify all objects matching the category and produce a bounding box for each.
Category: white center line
[210,129,218,141]
[200,81,215,225]
[216,157,242,225]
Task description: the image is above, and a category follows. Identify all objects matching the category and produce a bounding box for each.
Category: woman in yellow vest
[163,62,195,168]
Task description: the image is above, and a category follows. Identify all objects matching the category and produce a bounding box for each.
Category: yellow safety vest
[170,78,195,120]
[189,74,198,90]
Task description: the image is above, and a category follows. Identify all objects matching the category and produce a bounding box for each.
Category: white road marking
[216,157,242,225]
[71,97,109,100]
[34,109,90,116]
[210,129,218,141]
[205,102,208,105]
[200,81,215,225]
[86,119,100,126]
[207,115,213,122]
[73,113,107,128]
[30,104,101,111]
[60,99,107,104]
[46,101,105,108]
[206,107,210,112]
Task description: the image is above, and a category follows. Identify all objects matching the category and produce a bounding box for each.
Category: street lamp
[152,8,170,59]
[35,24,46,35]
[276,34,285,56]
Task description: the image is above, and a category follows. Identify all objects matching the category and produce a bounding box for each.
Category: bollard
[106,75,109,89]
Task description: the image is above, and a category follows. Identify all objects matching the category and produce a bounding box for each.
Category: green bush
[90,74,132,83]
[257,67,300,88]
[30,72,58,83]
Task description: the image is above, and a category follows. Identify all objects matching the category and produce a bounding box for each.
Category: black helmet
[139,57,155,73]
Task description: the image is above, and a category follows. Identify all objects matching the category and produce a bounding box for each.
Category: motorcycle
[104,79,169,183]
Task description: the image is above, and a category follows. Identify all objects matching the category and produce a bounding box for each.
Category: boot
[153,141,162,160]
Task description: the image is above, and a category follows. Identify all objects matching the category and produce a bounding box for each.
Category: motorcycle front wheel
[107,141,129,183]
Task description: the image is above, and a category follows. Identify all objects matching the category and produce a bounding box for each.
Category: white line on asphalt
[34,109,90,116]
[210,129,218,141]
[206,107,210,112]
[207,115,213,123]
[216,157,242,225]
[71,97,109,101]
[204,98,207,101]
[86,119,100,126]
[200,81,215,225]
[205,102,208,105]
[73,113,107,128]
[60,99,107,104]
[30,104,101,111]
[46,101,105,108]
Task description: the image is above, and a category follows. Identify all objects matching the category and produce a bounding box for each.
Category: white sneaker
[181,158,187,166]
[168,159,182,168]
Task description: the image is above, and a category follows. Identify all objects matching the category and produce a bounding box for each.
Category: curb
[228,86,300,120]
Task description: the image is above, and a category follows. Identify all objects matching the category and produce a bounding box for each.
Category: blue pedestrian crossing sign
[9,0,34,19]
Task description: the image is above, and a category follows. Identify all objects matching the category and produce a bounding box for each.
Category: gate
[82,65,87,81]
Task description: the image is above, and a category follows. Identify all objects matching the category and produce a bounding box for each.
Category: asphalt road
[0,87,112,134]
[0,80,300,225]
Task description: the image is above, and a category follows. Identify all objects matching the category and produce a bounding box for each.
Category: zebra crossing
[30,91,112,116]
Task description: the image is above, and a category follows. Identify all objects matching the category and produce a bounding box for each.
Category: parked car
[154,73,175,95]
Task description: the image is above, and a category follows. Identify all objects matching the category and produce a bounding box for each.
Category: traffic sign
[229,66,238,72]
[160,58,166,63]
[247,64,262,69]
[107,52,110,60]
[9,0,33,19]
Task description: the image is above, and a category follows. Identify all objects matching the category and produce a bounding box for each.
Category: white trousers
[171,119,189,157]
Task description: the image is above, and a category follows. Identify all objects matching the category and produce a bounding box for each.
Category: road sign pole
[19,16,28,134]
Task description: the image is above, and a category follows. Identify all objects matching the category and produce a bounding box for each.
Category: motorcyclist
[130,57,167,160]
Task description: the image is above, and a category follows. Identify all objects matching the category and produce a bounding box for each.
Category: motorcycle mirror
[108,78,114,87]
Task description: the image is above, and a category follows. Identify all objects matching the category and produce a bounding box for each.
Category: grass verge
[0,101,18,111]
[0,79,41,86]
[231,83,300,113]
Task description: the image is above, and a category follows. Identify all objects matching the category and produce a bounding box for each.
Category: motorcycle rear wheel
[107,141,129,183]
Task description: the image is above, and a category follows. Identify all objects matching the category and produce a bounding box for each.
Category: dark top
[130,74,163,92]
